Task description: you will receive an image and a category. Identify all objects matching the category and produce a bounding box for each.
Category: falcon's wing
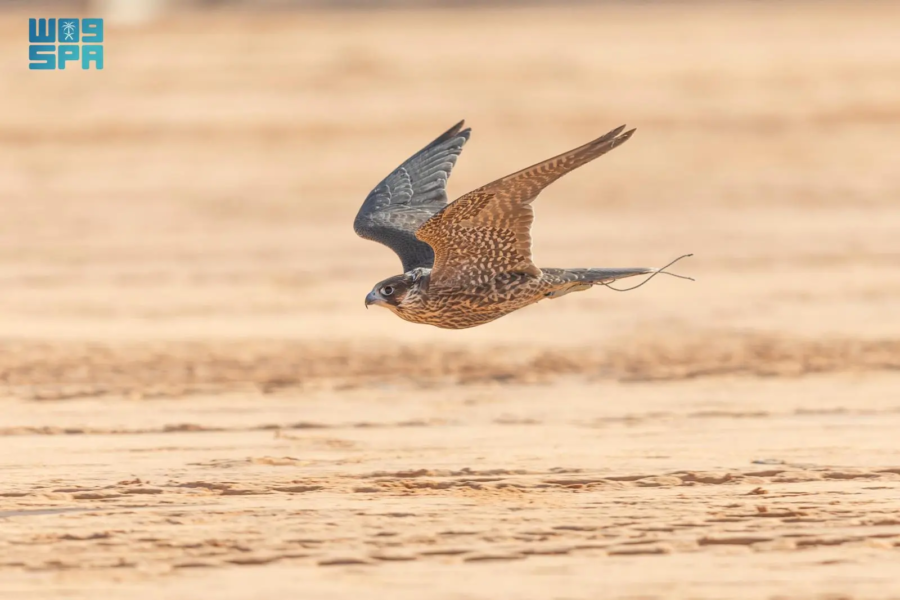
[415,125,635,287]
[354,121,471,272]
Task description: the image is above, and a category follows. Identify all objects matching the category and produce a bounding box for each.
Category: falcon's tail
[542,254,694,298]
[540,268,653,299]
[549,267,657,285]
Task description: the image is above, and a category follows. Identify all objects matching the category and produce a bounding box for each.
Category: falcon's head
[365,268,428,312]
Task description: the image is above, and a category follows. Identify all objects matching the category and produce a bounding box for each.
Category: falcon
[354,121,691,329]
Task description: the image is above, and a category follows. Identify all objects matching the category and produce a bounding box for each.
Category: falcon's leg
[545,282,592,299]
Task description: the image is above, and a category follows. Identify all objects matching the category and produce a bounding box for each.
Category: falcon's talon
[354,121,691,329]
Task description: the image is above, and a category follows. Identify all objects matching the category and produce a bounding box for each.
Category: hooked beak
[365,291,383,309]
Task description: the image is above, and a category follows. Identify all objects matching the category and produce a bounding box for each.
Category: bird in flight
[354,121,691,329]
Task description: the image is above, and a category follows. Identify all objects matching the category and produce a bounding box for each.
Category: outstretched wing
[416,125,635,287]
[354,121,471,272]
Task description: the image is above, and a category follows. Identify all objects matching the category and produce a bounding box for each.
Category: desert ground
[1,2,900,598]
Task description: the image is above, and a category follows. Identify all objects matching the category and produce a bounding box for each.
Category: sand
[2,2,900,598]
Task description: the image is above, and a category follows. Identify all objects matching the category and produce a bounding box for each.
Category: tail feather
[541,254,694,299]
[544,267,656,285]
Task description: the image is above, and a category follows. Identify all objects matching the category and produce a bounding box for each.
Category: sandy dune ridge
[0,333,898,402]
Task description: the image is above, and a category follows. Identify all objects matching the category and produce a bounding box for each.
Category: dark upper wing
[354,121,471,272]
[416,125,634,287]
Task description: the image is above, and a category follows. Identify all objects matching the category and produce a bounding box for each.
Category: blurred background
[1,0,898,382]
[3,3,900,596]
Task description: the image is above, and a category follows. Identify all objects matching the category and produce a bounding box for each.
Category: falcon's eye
[381,285,394,296]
